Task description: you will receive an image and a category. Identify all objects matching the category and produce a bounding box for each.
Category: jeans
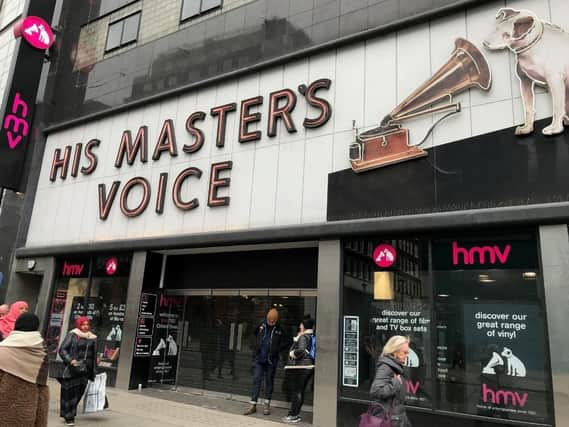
[288,369,314,416]
[250,362,277,404]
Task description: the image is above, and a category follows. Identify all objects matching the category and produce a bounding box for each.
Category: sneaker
[283,415,302,423]
[64,420,75,426]
[263,403,271,415]
[243,404,257,415]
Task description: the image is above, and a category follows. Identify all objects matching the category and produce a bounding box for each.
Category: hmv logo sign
[452,241,511,266]
[62,261,85,276]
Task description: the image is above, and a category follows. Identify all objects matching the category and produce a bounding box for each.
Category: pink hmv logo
[373,244,397,268]
[14,16,55,50]
[3,93,29,149]
[452,241,511,266]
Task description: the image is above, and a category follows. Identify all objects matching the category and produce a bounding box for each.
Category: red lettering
[210,103,237,148]
[239,96,263,143]
[208,161,232,207]
[452,242,511,266]
[183,111,206,153]
[98,181,120,220]
[152,119,178,161]
[50,146,72,181]
[115,126,148,167]
[302,79,332,129]
[267,89,297,137]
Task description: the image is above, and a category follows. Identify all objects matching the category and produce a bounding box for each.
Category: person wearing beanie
[244,308,287,416]
[0,313,49,427]
[57,316,98,426]
[283,316,316,424]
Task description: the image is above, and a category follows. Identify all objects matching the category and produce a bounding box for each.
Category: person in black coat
[283,317,315,424]
[370,335,413,427]
[244,308,286,416]
[58,316,97,426]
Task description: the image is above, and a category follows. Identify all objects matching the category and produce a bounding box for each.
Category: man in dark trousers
[244,308,285,416]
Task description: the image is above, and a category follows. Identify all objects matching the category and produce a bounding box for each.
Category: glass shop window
[105,12,141,52]
[181,0,222,22]
[433,234,553,425]
[340,233,554,425]
[46,255,131,386]
[341,238,434,409]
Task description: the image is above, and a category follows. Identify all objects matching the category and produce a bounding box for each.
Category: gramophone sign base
[350,128,428,173]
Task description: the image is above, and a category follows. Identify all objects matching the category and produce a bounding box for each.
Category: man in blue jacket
[244,308,286,416]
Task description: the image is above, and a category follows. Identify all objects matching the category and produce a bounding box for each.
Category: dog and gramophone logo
[349,7,569,173]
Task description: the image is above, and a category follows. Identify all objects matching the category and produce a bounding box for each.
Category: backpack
[308,334,316,362]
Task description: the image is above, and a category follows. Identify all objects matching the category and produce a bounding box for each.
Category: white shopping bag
[83,372,107,413]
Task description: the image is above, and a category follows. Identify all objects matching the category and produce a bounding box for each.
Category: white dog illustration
[484,8,569,136]
[482,351,504,374]
[501,347,527,377]
[404,347,420,368]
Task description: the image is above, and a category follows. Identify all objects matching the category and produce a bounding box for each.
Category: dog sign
[484,8,569,136]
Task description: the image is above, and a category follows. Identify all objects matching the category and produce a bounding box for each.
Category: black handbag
[67,336,89,377]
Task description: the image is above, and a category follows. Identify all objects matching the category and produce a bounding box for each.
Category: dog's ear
[496,8,520,22]
[513,16,535,40]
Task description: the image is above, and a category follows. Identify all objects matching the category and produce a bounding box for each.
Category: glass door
[176,291,316,405]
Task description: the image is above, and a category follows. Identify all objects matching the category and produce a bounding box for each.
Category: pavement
[47,381,312,426]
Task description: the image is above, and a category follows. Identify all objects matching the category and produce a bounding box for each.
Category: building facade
[6,0,569,426]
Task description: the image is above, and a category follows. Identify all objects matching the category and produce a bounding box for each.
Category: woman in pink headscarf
[0,301,28,340]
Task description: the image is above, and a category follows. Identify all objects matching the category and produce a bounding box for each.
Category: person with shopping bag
[362,335,412,427]
[0,313,49,427]
[58,316,97,426]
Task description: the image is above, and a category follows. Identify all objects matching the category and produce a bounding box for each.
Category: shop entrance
[176,291,317,405]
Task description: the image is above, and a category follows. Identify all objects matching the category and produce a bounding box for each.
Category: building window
[181,0,222,22]
[105,12,141,52]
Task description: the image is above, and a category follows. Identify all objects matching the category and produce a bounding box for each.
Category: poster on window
[463,303,549,423]
[98,303,126,369]
[368,302,432,407]
[148,294,184,384]
[343,316,360,387]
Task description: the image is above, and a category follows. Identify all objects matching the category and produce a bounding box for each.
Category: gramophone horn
[385,38,492,125]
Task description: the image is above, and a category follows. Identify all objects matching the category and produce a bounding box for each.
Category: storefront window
[340,232,553,425]
[46,254,131,386]
[341,239,433,409]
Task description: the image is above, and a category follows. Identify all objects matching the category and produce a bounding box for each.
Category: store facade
[6,0,569,426]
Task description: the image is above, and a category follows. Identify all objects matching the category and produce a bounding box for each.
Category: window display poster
[463,303,550,423]
[148,294,184,384]
[368,303,432,407]
[343,316,360,387]
[98,302,126,369]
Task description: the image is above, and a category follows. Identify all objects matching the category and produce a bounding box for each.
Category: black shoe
[64,419,75,426]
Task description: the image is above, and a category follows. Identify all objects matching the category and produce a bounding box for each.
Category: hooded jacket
[254,321,285,365]
[285,329,315,369]
[370,355,412,427]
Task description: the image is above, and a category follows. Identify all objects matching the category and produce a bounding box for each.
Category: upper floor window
[181,0,222,22]
[105,12,141,52]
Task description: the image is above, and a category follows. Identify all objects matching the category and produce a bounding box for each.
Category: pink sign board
[373,244,397,268]
[14,16,55,50]
[105,257,118,276]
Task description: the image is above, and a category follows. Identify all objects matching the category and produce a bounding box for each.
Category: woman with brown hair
[58,316,98,426]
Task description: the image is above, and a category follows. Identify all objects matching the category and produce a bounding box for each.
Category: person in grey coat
[370,335,412,427]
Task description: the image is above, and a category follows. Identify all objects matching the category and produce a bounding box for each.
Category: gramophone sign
[350,38,492,173]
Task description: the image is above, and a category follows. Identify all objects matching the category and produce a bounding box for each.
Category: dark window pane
[122,13,140,44]
[106,21,123,51]
[98,0,131,16]
[201,0,222,12]
[181,0,201,21]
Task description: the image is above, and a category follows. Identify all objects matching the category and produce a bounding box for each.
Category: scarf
[0,331,48,385]
[0,301,28,338]
[70,328,97,340]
